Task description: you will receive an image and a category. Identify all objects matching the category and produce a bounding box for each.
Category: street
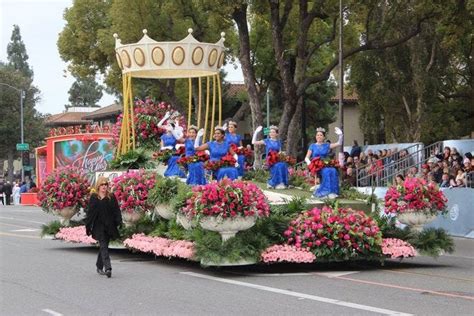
[1,205,473,316]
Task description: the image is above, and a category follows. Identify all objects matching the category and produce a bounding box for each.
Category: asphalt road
[1,205,473,316]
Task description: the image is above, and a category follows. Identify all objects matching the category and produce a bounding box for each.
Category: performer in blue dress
[224,121,245,177]
[172,125,207,185]
[304,127,343,198]
[194,126,239,181]
[157,111,185,178]
[252,125,288,189]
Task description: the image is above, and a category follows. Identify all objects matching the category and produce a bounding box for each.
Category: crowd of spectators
[341,142,473,188]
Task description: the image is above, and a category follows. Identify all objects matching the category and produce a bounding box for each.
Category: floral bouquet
[230,143,253,158]
[381,238,417,259]
[173,146,185,156]
[283,206,382,260]
[111,170,156,215]
[177,151,209,170]
[308,157,340,175]
[384,177,447,216]
[180,178,270,219]
[266,150,296,168]
[37,167,90,212]
[153,149,173,164]
[204,154,236,171]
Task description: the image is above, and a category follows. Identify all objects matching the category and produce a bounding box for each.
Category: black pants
[5,194,11,205]
[96,235,111,271]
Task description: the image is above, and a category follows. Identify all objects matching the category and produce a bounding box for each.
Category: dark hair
[396,174,405,181]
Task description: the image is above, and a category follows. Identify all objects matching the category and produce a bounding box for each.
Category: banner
[54,139,114,183]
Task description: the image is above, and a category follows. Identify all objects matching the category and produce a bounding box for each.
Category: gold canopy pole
[212,75,216,128]
[216,74,222,125]
[203,76,210,142]
[187,78,192,127]
[210,76,217,135]
[128,74,135,150]
[197,77,202,129]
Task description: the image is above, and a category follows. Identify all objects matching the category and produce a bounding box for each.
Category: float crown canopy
[113,28,226,79]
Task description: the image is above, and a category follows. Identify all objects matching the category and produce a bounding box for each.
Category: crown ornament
[269,125,279,131]
[316,127,326,133]
[113,28,226,79]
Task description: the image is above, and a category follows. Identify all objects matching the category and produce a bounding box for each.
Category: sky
[0,0,242,115]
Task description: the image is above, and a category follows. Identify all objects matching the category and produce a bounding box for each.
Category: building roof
[225,82,246,98]
[45,112,92,127]
[330,88,359,103]
[82,103,122,120]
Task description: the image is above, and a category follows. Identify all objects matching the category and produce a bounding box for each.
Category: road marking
[0,222,37,229]
[0,216,46,225]
[0,232,41,239]
[42,309,63,316]
[11,228,39,232]
[386,268,474,283]
[181,271,412,315]
[314,271,359,278]
[335,275,474,301]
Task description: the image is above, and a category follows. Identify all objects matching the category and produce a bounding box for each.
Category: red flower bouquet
[177,151,209,170]
[180,179,270,219]
[153,149,173,164]
[38,167,90,212]
[173,146,185,156]
[308,157,340,175]
[283,206,382,260]
[384,177,447,216]
[230,143,253,158]
[111,170,156,215]
[204,154,236,171]
[266,150,296,168]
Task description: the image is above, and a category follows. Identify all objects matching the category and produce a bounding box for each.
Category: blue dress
[207,141,239,181]
[184,139,206,185]
[161,133,185,178]
[264,138,288,188]
[309,143,339,197]
[225,133,245,177]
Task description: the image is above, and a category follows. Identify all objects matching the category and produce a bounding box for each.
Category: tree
[7,25,34,79]
[266,0,440,155]
[0,65,47,182]
[67,76,103,108]
[350,0,473,144]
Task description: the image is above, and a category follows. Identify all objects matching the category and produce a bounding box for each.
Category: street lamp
[0,82,25,182]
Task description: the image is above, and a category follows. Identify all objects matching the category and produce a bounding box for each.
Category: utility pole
[338,0,344,156]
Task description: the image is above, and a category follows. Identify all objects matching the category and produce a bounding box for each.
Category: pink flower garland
[261,244,316,263]
[381,238,417,259]
[55,226,97,244]
[123,233,195,260]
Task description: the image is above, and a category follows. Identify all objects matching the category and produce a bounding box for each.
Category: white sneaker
[266,184,274,189]
[327,193,338,199]
[275,184,287,190]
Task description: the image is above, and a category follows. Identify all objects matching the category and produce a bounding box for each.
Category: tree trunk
[286,98,303,156]
[232,5,264,167]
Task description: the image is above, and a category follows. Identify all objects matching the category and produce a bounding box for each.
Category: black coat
[85,193,122,240]
[4,183,12,195]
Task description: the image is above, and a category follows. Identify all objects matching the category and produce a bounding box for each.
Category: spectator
[20,182,28,194]
[440,173,450,188]
[350,140,361,158]
[12,182,21,205]
[4,181,12,206]
[0,182,4,205]
[343,166,357,187]
[395,174,404,186]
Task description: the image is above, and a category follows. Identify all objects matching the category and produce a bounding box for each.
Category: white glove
[222,123,228,131]
[161,146,172,150]
[194,129,204,148]
[305,157,311,165]
[335,127,343,145]
[171,126,183,140]
[175,144,184,150]
[234,154,239,168]
[158,111,171,127]
[252,126,263,144]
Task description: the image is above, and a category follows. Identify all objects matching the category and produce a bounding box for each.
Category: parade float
[38,29,455,266]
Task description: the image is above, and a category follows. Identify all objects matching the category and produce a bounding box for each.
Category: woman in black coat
[85,177,122,278]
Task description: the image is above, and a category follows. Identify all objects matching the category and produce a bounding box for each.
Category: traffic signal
[22,151,30,166]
